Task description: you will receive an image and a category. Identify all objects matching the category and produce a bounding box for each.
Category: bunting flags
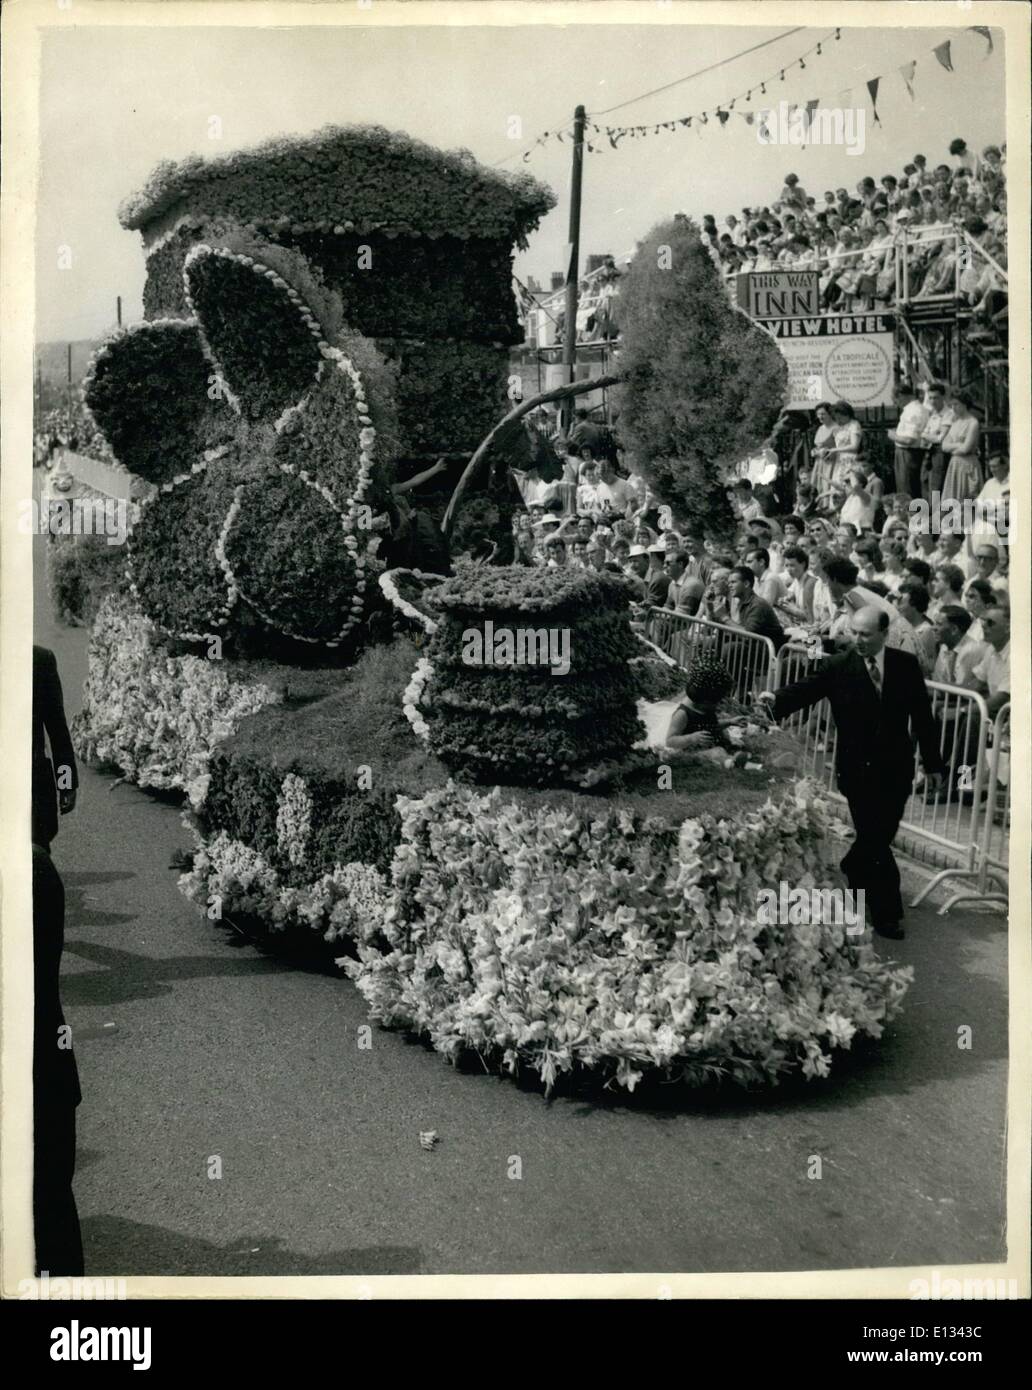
[969,25,994,56]
[513,24,997,160]
[934,40,954,73]
[866,76,882,125]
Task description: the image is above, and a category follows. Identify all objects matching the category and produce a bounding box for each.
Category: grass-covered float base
[174,634,913,1096]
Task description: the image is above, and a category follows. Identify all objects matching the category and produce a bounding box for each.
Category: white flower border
[378,568,442,636]
[402,656,434,743]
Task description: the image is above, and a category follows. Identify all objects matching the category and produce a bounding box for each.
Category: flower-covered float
[72,126,912,1098]
[180,562,913,1095]
[73,124,555,768]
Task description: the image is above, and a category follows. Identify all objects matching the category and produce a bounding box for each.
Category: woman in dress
[809,402,837,496]
[940,392,982,505]
[664,655,737,753]
[824,402,864,489]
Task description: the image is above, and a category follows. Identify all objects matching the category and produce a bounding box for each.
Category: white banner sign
[757,313,896,409]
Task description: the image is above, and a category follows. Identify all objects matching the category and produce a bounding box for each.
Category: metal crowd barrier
[773,641,1007,913]
[913,702,1011,916]
[645,608,777,702]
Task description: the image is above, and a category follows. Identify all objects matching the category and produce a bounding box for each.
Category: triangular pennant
[899,60,916,100]
[680,117,690,127]
[866,76,882,125]
[716,109,729,126]
[742,111,755,125]
[934,40,953,73]
[969,25,994,57]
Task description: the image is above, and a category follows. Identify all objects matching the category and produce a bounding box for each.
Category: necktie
[867,655,882,695]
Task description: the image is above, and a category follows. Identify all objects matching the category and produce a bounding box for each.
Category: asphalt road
[34,530,1009,1281]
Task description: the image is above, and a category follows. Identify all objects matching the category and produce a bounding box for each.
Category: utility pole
[117,295,122,327]
[560,104,587,434]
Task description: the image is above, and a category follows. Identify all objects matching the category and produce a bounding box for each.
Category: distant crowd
[701,136,1008,325]
[503,403,1009,715]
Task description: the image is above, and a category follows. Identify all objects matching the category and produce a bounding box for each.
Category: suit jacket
[33,645,78,846]
[772,645,945,789]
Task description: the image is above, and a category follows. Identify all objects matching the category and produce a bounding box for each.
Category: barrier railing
[773,641,1006,912]
[645,608,777,701]
[913,702,1010,915]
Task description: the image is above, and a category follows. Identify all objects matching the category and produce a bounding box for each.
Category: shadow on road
[80,1216,422,1278]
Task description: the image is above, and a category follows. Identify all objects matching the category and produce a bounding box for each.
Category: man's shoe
[874,920,905,940]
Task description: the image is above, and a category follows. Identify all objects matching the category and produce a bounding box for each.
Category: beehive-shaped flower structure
[120,125,555,472]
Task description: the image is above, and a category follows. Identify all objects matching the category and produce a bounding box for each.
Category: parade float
[72,127,911,1096]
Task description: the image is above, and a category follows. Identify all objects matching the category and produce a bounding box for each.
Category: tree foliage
[615,217,787,535]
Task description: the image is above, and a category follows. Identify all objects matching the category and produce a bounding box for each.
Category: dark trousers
[920,448,947,503]
[839,773,912,928]
[894,446,924,500]
[34,1096,84,1276]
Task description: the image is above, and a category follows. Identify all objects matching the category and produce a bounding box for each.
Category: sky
[35,17,1007,342]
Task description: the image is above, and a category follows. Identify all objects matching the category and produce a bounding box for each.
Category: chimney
[550,271,564,291]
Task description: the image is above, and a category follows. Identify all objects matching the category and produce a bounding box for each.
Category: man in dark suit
[760,606,945,939]
[32,645,78,850]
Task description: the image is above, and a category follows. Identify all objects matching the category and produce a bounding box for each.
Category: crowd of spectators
[34,404,113,467]
[500,402,1009,723]
[700,137,1008,328]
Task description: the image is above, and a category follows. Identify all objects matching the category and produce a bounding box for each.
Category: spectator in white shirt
[972,542,1008,593]
[930,562,966,620]
[851,536,883,588]
[881,492,914,538]
[934,529,973,578]
[576,461,605,515]
[664,553,705,615]
[776,545,816,624]
[840,470,877,534]
[889,384,930,497]
[918,382,955,501]
[596,460,634,517]
[907,527,939,564]
[896,579,939,675]
[932,605,986,687]
[877,539,908,594]
[746,519,784,575]
[745,546,783,607]
[970,606,1010,717]
[963,578,995,643]
[730,478,764,524]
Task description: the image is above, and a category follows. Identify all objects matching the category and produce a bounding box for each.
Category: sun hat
[628,544,648,558]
